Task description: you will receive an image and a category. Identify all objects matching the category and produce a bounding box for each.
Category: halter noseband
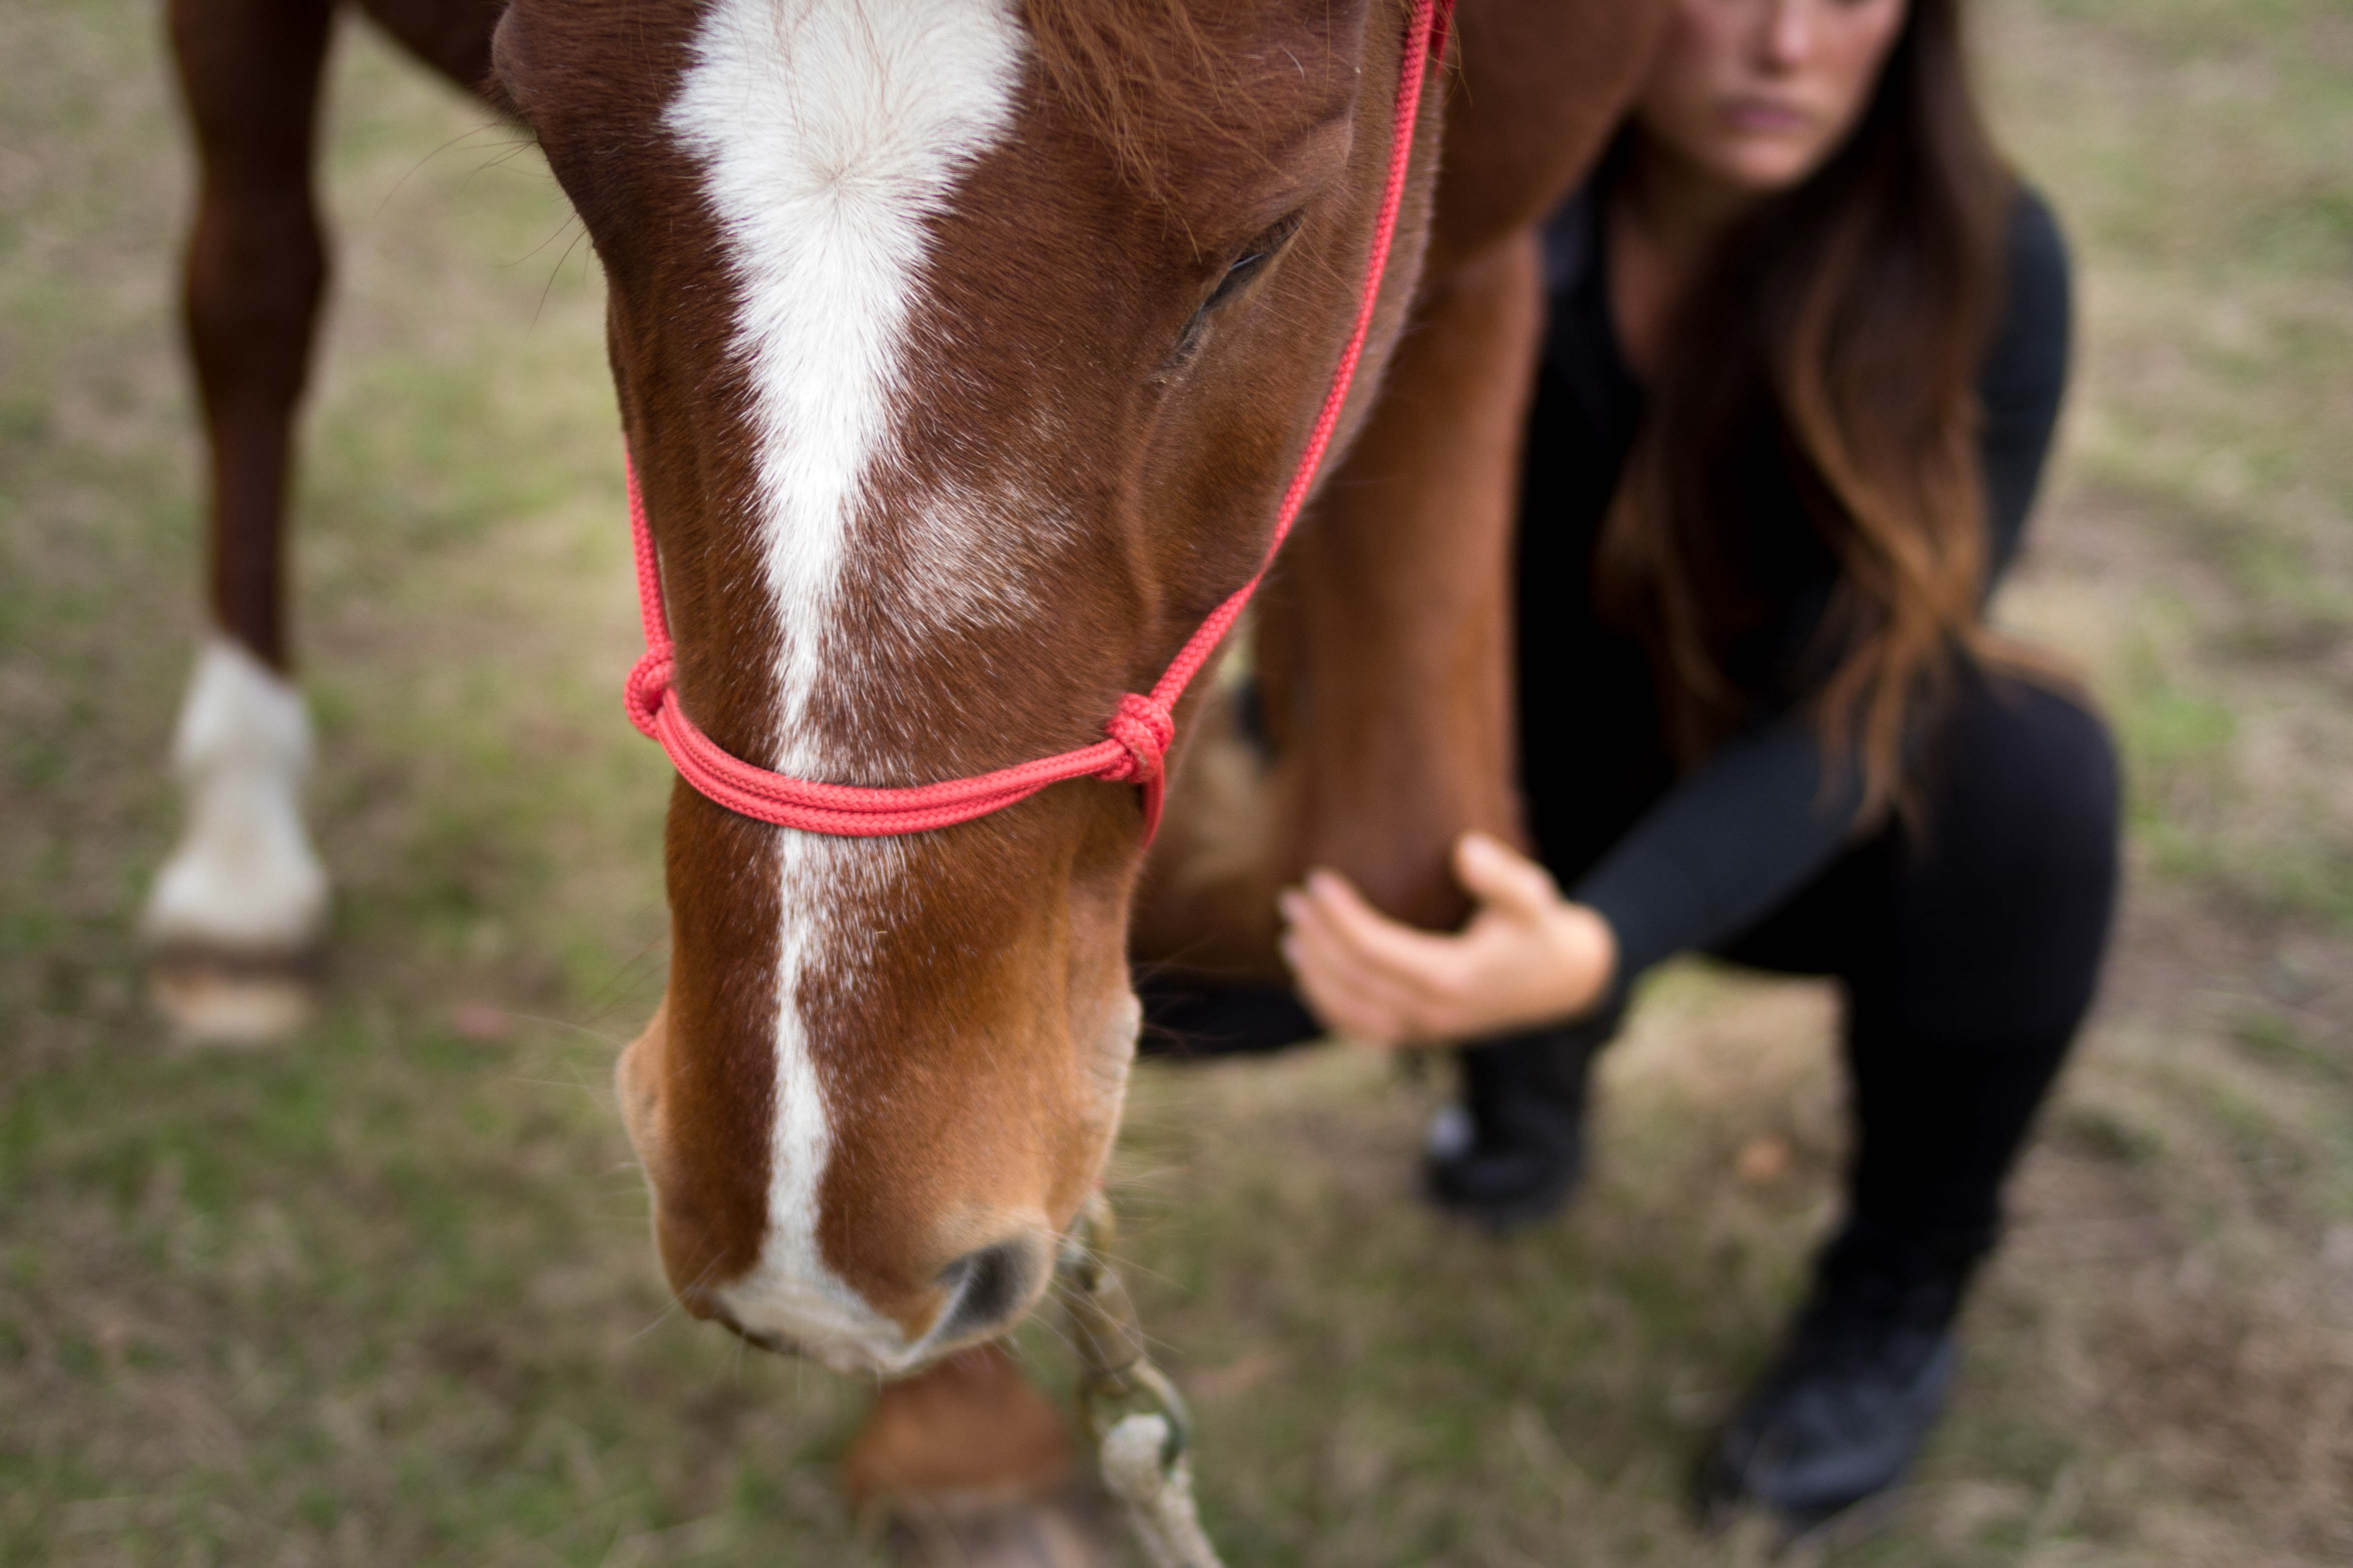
[621,0,1452,845]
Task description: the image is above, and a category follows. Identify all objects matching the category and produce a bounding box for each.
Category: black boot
[1695,1218,1986,1533]
[1423,1013,1612,1229]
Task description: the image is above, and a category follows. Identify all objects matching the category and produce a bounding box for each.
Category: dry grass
[3,0,2349,1563]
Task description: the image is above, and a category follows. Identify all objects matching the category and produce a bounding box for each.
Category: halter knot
[1100,694,1175,785]
[624,647,674,740]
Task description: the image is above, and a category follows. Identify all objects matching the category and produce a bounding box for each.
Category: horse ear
[488,1,669,137]
[490,3,706,248]
[485,3,540,122]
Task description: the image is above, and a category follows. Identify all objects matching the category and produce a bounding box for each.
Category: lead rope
[1052,9,1453,1560]
[1061,1194,1222,1568]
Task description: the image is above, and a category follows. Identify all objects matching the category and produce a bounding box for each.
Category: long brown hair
[1595,0,2014,818]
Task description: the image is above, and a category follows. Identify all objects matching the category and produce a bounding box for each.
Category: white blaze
[665,0,1028,1364]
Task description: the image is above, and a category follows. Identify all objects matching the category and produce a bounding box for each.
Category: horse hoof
[846,1344,1073,1508]
[844,1343,1116,1564]
[148,953,318,1045]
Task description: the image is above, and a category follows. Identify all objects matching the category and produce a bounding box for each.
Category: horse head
[490,0,1444,1374]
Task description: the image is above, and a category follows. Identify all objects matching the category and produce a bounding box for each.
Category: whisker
[534,223,592,328]
[375,118,521,218]
[497,1009,632,1049]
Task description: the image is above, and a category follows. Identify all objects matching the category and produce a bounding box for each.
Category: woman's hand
[1277,832,1618,1049]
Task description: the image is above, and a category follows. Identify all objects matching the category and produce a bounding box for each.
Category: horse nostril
[931,1238,1042,1347]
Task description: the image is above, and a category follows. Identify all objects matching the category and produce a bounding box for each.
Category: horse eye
[1205,241,1277,309]
[1173,214,1305,363]
[1212,214,1303,307]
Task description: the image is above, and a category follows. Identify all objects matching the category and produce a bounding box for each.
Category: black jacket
[1518,182,2074,980]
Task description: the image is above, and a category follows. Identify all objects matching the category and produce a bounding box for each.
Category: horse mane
[1020,0,1278,201]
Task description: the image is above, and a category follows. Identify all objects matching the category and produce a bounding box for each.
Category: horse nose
[929,1234,1052,1351]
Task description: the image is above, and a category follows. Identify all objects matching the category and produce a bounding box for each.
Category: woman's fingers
[1279,875,1468,1045]
[1280,922,1411,1044]
[1278,856,1616,1048]
[1297,869,1463,985]
[1452,831,1562,920]
[1284,942,1406,1046]
[1280,896,1423,1020]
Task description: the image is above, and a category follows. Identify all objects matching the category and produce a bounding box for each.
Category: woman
[1276,0,2119,1530]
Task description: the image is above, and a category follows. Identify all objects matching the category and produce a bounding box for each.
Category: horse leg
[1258,230,1545,923]
[145,0,338,1043]
[845,1344,1115,1568]
[1135,0,1667,970]
[1135,230,1545,991]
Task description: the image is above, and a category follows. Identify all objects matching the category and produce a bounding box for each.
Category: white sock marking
[144,636,329,953]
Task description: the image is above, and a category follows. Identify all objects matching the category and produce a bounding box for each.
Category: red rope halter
[623,0,1452,844]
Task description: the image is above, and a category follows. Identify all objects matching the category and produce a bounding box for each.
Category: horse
[147,0,1663,1534]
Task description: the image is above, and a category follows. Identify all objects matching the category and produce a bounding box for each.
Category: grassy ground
[2,1,2347,1564]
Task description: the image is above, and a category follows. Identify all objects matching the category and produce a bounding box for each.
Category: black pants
[1142,667,2122,1254]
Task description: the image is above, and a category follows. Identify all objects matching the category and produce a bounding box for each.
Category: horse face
[494,0,1421,1373]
